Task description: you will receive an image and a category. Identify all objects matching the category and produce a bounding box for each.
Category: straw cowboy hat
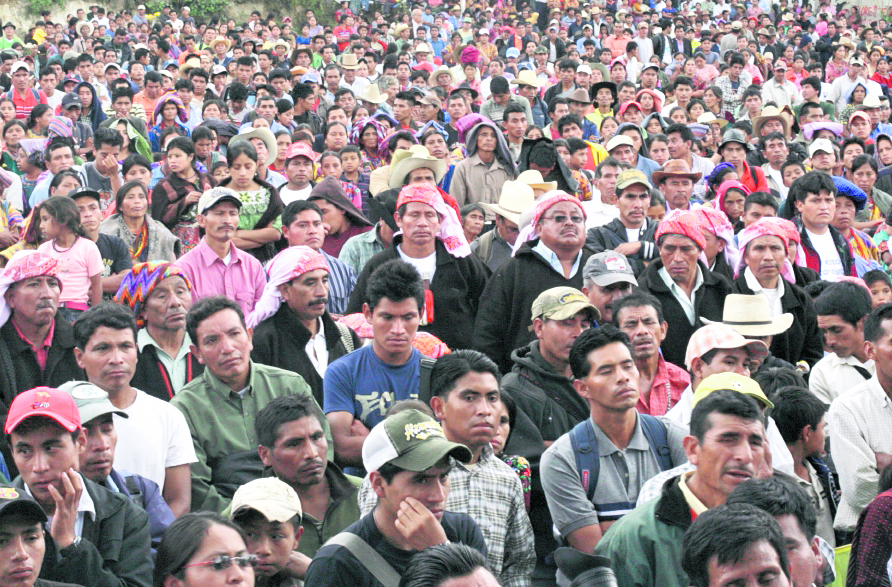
[413,43,432,55]
[388,146,448,189]
[179,57,201,75]
[481,181,536,224]
[432,67,455,85]
[340,54,359,70]
[76,21,94,36]
[210,36,230,51]
[360,84,388,104]
[232,127,278,167]
[511,70,544,88]
[751,105,791,137]
[651,159,703,184]
[516,169,558,193]
[701,294,793,337]
[697,112,728,129]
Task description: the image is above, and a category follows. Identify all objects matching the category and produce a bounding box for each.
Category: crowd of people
[3,0,892,586]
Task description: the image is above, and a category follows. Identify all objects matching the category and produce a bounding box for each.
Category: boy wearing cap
[4,387,153,587]
[230,478,303,587]
[304,409,487,587]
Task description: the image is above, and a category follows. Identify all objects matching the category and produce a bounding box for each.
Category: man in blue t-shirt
[324,259,424,468]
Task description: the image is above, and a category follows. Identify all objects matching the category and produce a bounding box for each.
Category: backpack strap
[416,357,438,405]
[569,418,600,503]
[639,414,673,471]
[334,321,354,354]
[324,533,400,587]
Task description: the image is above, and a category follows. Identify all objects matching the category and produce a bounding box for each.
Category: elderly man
[586,170,658,277]
[347,183,488,351]
[581,251,637,324]
[731,219,823,368]
[655,159,702,213]
[475,180,535,271]
[171,296,332,513]
[115,263,203,399]
[474,193,596,373]
[637,211,731,368]
[613,292,690,416]
[451,119,517,207]
[249,246,361,408]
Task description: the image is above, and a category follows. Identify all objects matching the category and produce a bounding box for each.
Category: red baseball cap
[4,387,81,434]
[284,142,317,163]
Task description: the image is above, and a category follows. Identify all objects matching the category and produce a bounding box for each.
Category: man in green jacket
[594,389,767,587]
[172,296,332,513]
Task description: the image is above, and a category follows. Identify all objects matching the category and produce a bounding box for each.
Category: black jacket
[585,218,658,277]
[346,237,490,352]
[252,307,362,407]
[131,337,204,402]
[473,240,595,373]
[13,475,153,587]
[710,253,735,282]
[731,274,824,367]
[637,259,731,368]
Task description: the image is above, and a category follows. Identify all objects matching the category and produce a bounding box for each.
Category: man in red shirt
[6,61,46,119]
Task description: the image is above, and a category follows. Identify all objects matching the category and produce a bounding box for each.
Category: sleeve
[586,226,611,253]
[828,400,880,528]
[346,258,374,314]
[593,521,656,587]
[499,474,537,587]
[252,264,266,311]
[172,399,230,513]
[322,356,358,415]
[338,239,362,275]
[111,238,134,274]
[848,496,892,587]
[539,440,600,537]
[472,266,513,370]
[164,404,198,467]
[304,545,370,587]
[797,295,824,368]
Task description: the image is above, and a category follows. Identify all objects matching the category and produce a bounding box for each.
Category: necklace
[52,235,77,253]
[130,221,149,261]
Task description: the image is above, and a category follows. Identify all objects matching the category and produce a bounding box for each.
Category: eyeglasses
[183,554,259,572]
[541,214,585,225]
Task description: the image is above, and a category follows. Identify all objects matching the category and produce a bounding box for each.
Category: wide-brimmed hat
[568,88,592,104]
[450,82,479,100]
[719,128,751,151]
[696,112,728,128]
[516,169,557,193]
[605,134,635,152]
[273,39,291,52]
[751,105,791,137]
[232,127,278,166]
[388,145,448,189]
[340,54,359,70]
[360,84,388,104]
[432,67,454,85]
[76,20,94,35]
[701,294,793,338]
[481,180,535,224]
[412,43,432,55]
[210,36,230,51]
[591,81,618,101]
[652,159,703,184]
[511,69,543,88]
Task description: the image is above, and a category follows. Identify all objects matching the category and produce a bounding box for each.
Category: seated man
[255,395,361,574]
[59,380,174,551]
[4,387,153,587]
[250,245,361,407]
[230,478,303,587]
[581,251,637,324]
[401,543,498,587]
[304,409,487,587]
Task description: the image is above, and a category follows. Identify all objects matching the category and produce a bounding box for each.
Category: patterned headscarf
[350,117,388,148]
[735,219,796,283]
[47,116,74,139]
[153,94,188,124]
[114,262,192,328]
[0,251,60,329]
[396,184,471,257]
[714,180,751,221]
[512,192,586,256]
[655,209,707,250]
[696,206,740,270]
[246,246,329,330]
[415,120,449,142]
[759,217,806,266]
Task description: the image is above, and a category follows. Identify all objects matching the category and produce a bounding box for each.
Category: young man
[792,171,856,279]
[304,409,486,587]
[279,142,316,205]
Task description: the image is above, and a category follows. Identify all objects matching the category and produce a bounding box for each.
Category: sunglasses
[184,554,259,572]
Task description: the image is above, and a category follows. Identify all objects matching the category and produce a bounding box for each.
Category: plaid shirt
[712,72,752,117]
[338,226,386,276]
[321,250,356,315]
[358,445,536,587]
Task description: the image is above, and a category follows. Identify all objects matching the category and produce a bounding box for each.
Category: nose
[391,318,407,336]
[254,536,272,558]
[227,559,252,585]
[32,450,50,474]
[428,478,447,504]
[10,536,27,561]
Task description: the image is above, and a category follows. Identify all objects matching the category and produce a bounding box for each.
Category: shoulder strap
[335,321,354,354]
[324,533,400,587]
[569,418,600,503]
[640,414,673,471]
[417,357,437,405]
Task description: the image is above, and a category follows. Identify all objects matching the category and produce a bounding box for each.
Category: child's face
[556,146,571,164]
[870,281,892,307]
[240,516,301,578]
[39,210,61,240]
[212,165,230,182]
[647,203,666,222]
[341,152,361,173]
[783,165,804,186]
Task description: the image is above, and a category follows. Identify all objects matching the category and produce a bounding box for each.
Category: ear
[572,377,590,400]
[294,525,304,546]
[532,317,545,339]
[581,285,590,297]
[73,347,85,369]
[856,315,867,333]
[682,434,700,466]
[865,340,876,363]
[190,344,205,365]
[810,536,823,571]
[794,199,804,214]
[258,445,271,467]
[799,424,811,445]
[430,395,446,420]
[659,321,669,340]
[362,302,372,323]
[690,356,705,381]
[370,471,387,499]
[75,428,87,455]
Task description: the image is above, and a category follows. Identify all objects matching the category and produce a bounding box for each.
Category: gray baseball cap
[582,252,638,287]
[57,381,128,424]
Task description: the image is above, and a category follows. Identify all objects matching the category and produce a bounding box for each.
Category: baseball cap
[57,381,128,425]
[808,138,835,157]
[683,323,769,370]
[773,61,787,70]
[61,93,81,110]
[692,372,773,409]
[197,187,243,215]
[582,252,638,288]
[231,478,303,523]
[530,286,599,323]
[577,64,592,75]
[506,48,521,59]
[420,94,442,108]
[10,61,29,74]
[605,135,635,152]
[0,486,47,524]
[300,72,321,85]
[4,387,81,434]
[850,56,865,66]
[67,187,101,202]
[284,142,317,162]
[615,168,652,191]
[362,409,472,473]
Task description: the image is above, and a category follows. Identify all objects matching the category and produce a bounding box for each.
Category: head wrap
[760,216,806,266]
[153,93,188,124]
[246,246,329,330]
[0,251,60,329]
[0,168,15,192]
[455,113,488,143]
[396,183,471,257]
[47,116,74,139]
[655,209,708,250]
[114,262,192,328]
[635,89,663,113]
[705,162,735,187]
[689,123,709,140]
[460,45,481,64]
[696,206,740,270]
[735,219,796,283]
[714,180,751,221]
[415,120,449,142]
[833,176,867,211]
[512,192,586,256]
[350,117,389,148]
[803,121,845,141]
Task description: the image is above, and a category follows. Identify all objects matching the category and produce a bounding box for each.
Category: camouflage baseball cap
[362,409,472,473]
[530,286,599,325]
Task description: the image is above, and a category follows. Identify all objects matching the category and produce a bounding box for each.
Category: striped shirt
[321,251,356,315]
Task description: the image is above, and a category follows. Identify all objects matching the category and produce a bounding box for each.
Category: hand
[185,191,202,204]
[394,497,448,550]
[0,231,19,248]
[47,468,82,549]
[875,452,892,471]
[614,242,642,256]
[349,418,369,438]
[97,152,118,176]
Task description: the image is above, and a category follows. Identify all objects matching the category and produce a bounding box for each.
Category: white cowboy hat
[481,181,535,224]
[360,84,388,104]
[701,294,793,337]
[516,169,557,193]
[388,146,448,190]
[232,126,278,167]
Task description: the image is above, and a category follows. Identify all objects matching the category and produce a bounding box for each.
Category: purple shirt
[174,238,266,316]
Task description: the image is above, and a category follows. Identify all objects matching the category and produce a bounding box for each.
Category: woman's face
[723,189,746,221]
[230,152,258,189]
[600,119,618,140]
[204,103,221,118]
[836,45,846,59]
[50,175,81,198]
[490,404,511,454]
[783,46,794,59]
[851,162,878,194]
[275,135,292,161]
[878,139,892,166]
[670,109,688,124]
[116,122,131,149]
[319,155,342,178]
[646,118,662,135]
[4,123,24,146]
[462,209,485,238]
[361,126,378,149]
[688,102,705,119]
[684,60,695,75]
[120,186,148,219]
[854,86,866,102]
[704,89,717,107]
[124,165,152,187]
[37,108,53,128]
[526,127,543,140]
[166,147,193,174]
[423,133,448,160]
[163,103,178,121]
[639,93,654,111]
[177,523,254,587]
[15,149,30,170]
[352,107,370,122]
[832,195,856,232]
[0,101,15,122]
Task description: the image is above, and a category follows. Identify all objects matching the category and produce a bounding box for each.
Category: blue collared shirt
[533,240,583,278]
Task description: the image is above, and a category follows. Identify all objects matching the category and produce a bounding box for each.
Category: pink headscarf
[735,219,796,283]
[760,216,806,267]
[714,180,751,222]
[655,209,707,250]
[246,246,329,329]
[696,206,739,270]
[396,184,471,257]
[511,192,586,256]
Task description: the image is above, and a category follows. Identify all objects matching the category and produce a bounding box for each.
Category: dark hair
[528,141,558,169]
[154,513,248,587]
[595,157,621,178]
[399,543,490,587]
[255,394,325,448]
[850,153,878,175]
[26,104,51,131]
[121,154,152,176]
[611,291,665,326]
[566,137,589,155]
[430,350,501,400]
[881,465,892,493]
[191,126,215,143]
[71,290,137,344]
[752,367,806,401]
[682,503,790,587]
[49,170,81,194]
[503,101,526,121]
[665,123,693,143]
[365,260,424,312]
[690,389,762,442]
[814,282,873,326]
[395,91,417,106]
[569,324,633,379]
[770,386,828,444]
[797,101,823,123]
[557,113,583,134]
[789,170,837,203]
[742,192,778,215]
[46,136,76,163]
[226,139,259,166]
[281,200,322,227]
[40,196,86,238]
[727,476,818,540]
[547,97,569,115]
[864,269,892,289]
[93,126,124,151]
[758,131,786,153]
[186,296,246,345]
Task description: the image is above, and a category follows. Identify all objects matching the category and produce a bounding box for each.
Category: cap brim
[0,499,48,524]
[543,301,600,322]
[589,272,637,288]
[233,503,301,524]
[5,410,78,435]
[80,405,128,424]
[388,438,473,471]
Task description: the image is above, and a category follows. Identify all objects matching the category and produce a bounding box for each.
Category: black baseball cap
[0,486,47,523]
[67,187,102,202]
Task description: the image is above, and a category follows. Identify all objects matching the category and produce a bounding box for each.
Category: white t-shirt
[765,165,788,200]
[113,390,197,488]
[398,246,437,282]
[625,227,643,243]
[279,184,313,205]
[806,228,844,279]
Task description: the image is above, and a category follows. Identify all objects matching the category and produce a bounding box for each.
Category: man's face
[192,308,254,388]
[794,190,835,229]
[584,279,633,324]
[397,202,440,249]
[616,187,649,227]
[659,234,700,285]
[259,415,328,487]
[5,276,61,329]
[12,423,84,511]
[573,341,639,413]
[0,513,46,587]
[365,297,420,358]
[742,204,776,227]
[280,269,329,322]
[744,235,786,284]
[12,70,30,91]
[38,73,56,94]
[535,311,593,365]
[687,412,765,501]
[535,201,585,251]
[372,458,450,521]
[144,80,161,99]
[706,539,790,587]
[143,276,191,334]
[773,514,820,587]
[661,177,694,210]
[198,201,240,242]
[74,327,137,395]
[432,372,500,450]
[112,96,132,118]
[504,112,527,140]
[817,314,863,358]
[721,142,747,167]
[762,138,788,166]
[80,414,116,483]
[610,145,635,165]
[393,98,413,122]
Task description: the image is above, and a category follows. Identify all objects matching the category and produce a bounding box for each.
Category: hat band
[723,319,774,326]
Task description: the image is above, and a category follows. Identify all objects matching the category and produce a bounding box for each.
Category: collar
[826,353,874,370]
[137,327,193,361]
[24,473,96,522]
[469,152,505,170]
[532,239,583,277]
[203,360,256,398]
[453,443,496,469]
[197,237,238,267]
[657,263,704,296]
[12,318,55,351]
[743,266,785,297]
[678,470,709,515]
[590,413,652,456]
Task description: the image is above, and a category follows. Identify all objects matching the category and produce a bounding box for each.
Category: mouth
[724,469,753,483]
[7,568,33,580]
[298,461,324,475]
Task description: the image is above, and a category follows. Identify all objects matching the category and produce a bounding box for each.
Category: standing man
[792,172,856,278]
[7,62,47,120]
[451,119,517,208]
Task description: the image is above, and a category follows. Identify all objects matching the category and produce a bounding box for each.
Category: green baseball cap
[362,409,472,473]
[530,286,599,325]
[615,169,653,191]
